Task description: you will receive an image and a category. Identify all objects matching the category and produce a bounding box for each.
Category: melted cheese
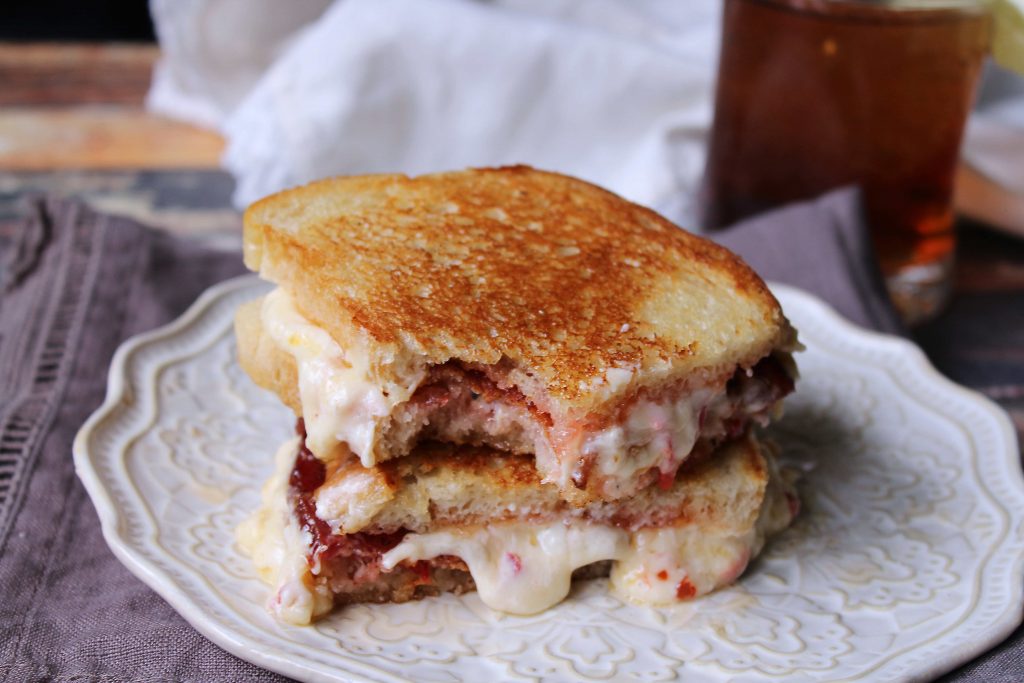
[382,521,629,614]
[580,387,718,496]
[236,438,332,625]
[240,442,798,621]
[261,288,424,466]
[613,458,798,605]
[380,505,789,614]
[611,526,758,605]
[314,462,394,534]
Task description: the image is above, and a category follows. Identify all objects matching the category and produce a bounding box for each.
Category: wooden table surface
[0,43,223,169]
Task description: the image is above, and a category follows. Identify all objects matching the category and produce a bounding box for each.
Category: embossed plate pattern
[74,275,1024,683]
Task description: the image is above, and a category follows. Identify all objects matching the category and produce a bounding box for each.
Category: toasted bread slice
[237,428,798,623]
[237,291,796,504]
[315,433,770,537]
[240,166,798,502]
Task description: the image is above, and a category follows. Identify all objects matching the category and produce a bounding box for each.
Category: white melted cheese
[610,526,758,605]
[580,387,718,496]
[380,506,788,614]
[613,459,798,605]
[261,288,424,466]
[236,438,332,625]
[382,521,629,614]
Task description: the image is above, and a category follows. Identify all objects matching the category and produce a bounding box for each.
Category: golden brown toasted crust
[243,166,793,415]
[313,432,770,535]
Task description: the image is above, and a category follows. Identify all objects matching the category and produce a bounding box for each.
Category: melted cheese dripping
[261,288,423,466]
[611,526,758,604]
[240,438,798,622]
[383,521,628,615]
[381,511,788,615]
[236,438,332,624]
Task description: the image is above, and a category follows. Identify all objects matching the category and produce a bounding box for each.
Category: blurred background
[3,0,1021,235]
[2,3,1024,677]
[0,0,1023,403]
[0,0,154,41]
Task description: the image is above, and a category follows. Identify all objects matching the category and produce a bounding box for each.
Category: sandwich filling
[239,426,798,624]
[261,287,426,461]
[238,167,805,623]
[262,287,796,503]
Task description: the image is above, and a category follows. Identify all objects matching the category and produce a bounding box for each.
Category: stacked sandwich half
[235,166,800,624]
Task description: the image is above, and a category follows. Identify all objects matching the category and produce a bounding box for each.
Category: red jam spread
[290,420,406,567]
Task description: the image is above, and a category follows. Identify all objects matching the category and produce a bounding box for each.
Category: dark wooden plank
[0,43,155,106]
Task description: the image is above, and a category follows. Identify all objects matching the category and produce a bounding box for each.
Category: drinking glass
[701,0,992,323]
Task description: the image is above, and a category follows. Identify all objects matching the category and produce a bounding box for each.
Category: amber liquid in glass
[702,0,990,320]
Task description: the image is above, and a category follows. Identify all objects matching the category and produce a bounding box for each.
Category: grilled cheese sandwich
[235,166,801,619]
[238,424,798,623]
[238,166,798,504]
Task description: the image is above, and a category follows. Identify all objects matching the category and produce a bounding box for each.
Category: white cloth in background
[148,0,720,223]
[147,0,333,130]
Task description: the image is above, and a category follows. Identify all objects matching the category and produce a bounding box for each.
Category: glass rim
[759,0,988,11]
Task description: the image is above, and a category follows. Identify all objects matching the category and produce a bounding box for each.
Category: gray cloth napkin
[0,192,1006,682]
[0,198,270,682]
[713,187,905,336]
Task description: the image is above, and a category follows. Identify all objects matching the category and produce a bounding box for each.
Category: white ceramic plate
[74,275,1024,683]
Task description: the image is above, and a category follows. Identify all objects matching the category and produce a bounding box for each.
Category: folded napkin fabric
[0,199,266,682]
[714,188,905,336]
[0,189,967,682]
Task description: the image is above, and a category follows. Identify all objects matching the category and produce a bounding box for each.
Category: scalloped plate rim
[72,274,1024,683]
